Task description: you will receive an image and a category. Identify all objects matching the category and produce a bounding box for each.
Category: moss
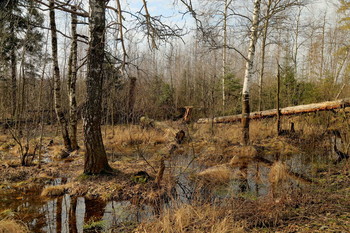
[0,209,15,218]
[213,185,230,197]
[238,191,258,201]
[77,174,93,181]
[110,221,137,233]
[83,220,106,232]
[131,171,150,183]
[131,175,148,183]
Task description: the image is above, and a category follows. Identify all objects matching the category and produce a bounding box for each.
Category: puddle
[169,153,314,203]
[168,155,203,204]
[0,152,316,232]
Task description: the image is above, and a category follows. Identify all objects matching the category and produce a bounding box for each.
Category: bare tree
[68,5,79,151]
[222,0,230,109]
[242,0,261,145]
[258,0,304,111]
[83,0,112,174]
[49,0,72,156]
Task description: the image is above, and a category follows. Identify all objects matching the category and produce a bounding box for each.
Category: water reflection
[76,197,85,233]
[42,199,57,233]
[61,194,70,233]
[168,155,203,204]
[0,153,315,232]
[20,194,156,232]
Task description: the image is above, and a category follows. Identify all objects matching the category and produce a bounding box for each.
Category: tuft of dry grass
[0,219,28,233]
[197,165,234,184]
[260,137,300,156]
[137,204,245,233]
[41,183,72,197]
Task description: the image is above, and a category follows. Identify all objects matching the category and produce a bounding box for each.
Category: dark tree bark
[276,63,281,135]
[83,0,112,174]
[49,0,72,155]
[7,3,17,119]
[10,25,17,119]
[128,77,137,122]
[242,93,250,144]
[68,5,79,150]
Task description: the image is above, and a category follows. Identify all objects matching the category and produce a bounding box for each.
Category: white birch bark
[242,0,261,145]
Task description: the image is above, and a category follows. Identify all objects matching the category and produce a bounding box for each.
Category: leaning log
[197,98,350,124]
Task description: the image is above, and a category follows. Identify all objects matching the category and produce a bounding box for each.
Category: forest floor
[0,113,350,232]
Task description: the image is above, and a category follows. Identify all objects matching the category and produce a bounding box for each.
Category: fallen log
[197,98,350,124]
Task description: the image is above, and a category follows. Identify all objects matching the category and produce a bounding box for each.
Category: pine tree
[0,0,43,118]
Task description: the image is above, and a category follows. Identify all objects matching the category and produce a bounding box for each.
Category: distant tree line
[1,0,350,172]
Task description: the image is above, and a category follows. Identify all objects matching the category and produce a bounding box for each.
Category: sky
[46,0,342,78]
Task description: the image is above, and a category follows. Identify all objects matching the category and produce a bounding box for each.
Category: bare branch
[116,0,128,69]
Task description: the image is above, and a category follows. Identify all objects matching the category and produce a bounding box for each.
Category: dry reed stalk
[137,204,245,233]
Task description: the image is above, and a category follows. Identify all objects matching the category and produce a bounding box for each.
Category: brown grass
[197,165,234,184]
[41,183,72,197]
[194,119,278,142]
[103,125,169,153]
[137,204,245,233]
[0,219,28,233]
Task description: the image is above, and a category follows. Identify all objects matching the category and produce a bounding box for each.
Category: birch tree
[68,5,79,151]
[242,0,261,145]
[49,0,72,156]
[83,0,112,174]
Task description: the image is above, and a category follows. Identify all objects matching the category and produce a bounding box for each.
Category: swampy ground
[0,112,350,232]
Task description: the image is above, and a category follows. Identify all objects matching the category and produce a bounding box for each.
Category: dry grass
[137,204,245,233]
[41,183,72,197]
[193,123,241,142]
[103,125,169,153]
[47,144,65,158]
[197,165,234,184]
[193,119,277,142]
[0,219,28,233]
[0,135,14,151]
[259,137,300,156]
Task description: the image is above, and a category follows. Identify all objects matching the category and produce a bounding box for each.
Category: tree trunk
[83,0,112,174]
[222,0,228,109]
[68,5,79,150]
[6,0,17,119]
[241,0,261,145]
[49,0,72,155]
[242,93,250,144]
[276,63,281,135]
[258,0,272,112]
[293,7,302,76]
[10,24,17,119]
[128,77,137,123]
[198,98,350,124]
